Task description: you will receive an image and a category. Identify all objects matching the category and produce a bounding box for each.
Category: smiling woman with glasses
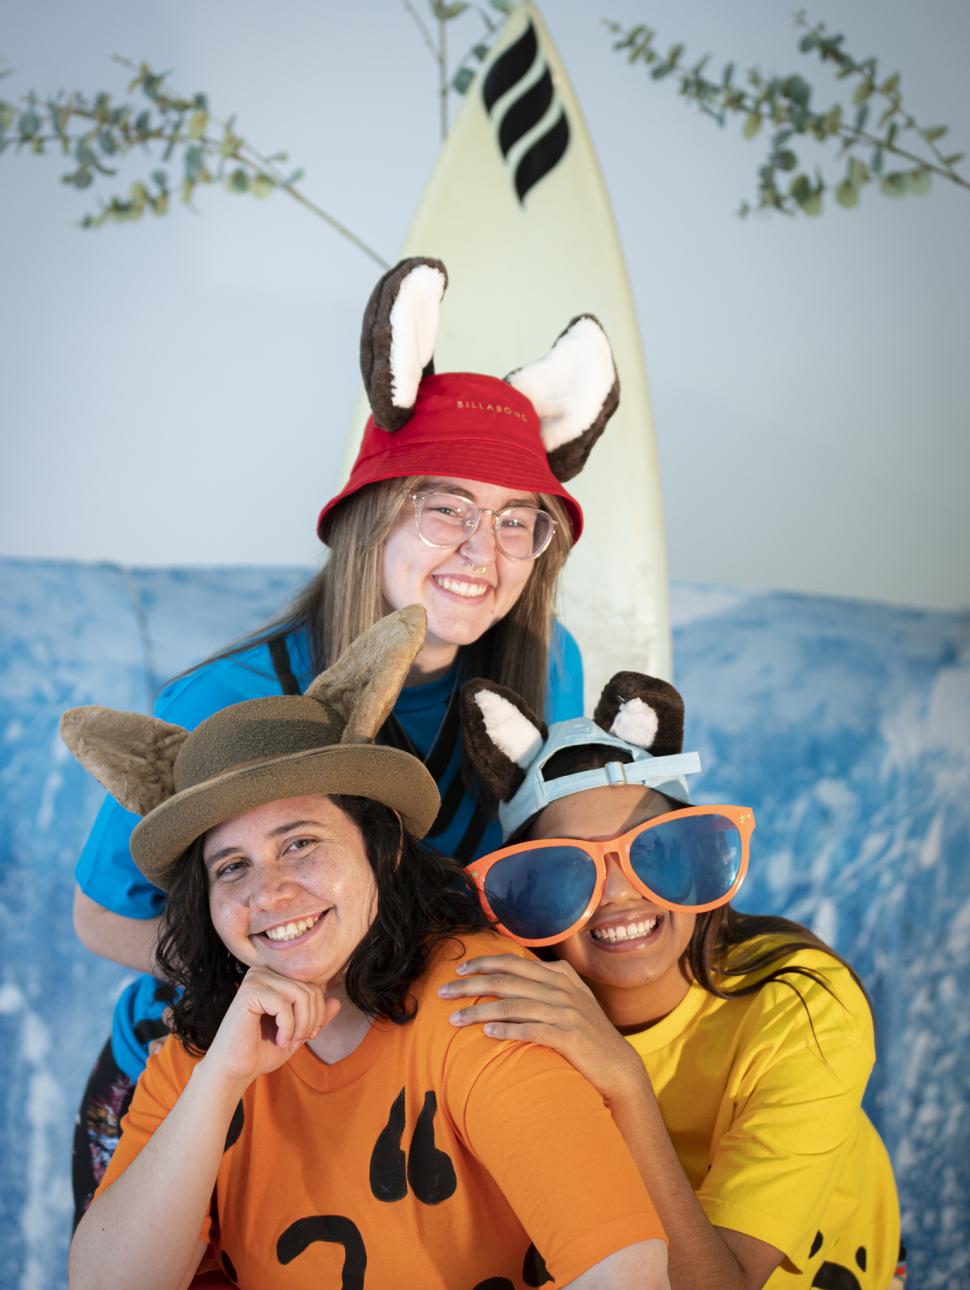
[441,670,904,1290]
[68,256,624,1230]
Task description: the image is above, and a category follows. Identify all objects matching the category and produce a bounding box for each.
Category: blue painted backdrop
[1,559,968,1287]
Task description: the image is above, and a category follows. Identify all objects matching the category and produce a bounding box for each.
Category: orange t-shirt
[100,930,664,1287]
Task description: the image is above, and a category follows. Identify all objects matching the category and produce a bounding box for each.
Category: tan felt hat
[60,606,440,890]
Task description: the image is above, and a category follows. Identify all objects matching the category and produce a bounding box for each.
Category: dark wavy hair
[533,744,872,1021]
[156,795,482,1055]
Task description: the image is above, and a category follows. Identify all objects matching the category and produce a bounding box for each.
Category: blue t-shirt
[75,623,583,1081]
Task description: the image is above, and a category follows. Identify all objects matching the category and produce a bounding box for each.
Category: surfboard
[346,1,671,693]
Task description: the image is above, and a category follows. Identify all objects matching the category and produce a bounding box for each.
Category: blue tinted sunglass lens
[630,814,741,906]
[483,846,596,942]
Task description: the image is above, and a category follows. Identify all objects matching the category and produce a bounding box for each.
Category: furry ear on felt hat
[60,606,438,888]
[59,707,189,818]
[460,680,548,803]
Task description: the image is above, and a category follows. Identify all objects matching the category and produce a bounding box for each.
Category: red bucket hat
[317,258,620,546]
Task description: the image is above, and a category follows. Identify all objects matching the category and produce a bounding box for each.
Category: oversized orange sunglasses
[467,805,755,947]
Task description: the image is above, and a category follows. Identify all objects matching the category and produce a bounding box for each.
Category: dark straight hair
[155,795,482,1055]
[535,744,873,1022]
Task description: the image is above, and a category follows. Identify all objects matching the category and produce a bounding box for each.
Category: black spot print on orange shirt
[406,1090,457,1205]
[369,1086,408,1202]
[224,1101,244,1152]
[277,1214,367,1290]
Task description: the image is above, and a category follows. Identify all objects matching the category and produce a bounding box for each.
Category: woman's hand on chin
[438,953,645,1108]
[202,966,340,1087]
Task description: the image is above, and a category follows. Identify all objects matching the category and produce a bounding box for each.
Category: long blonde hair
[198,478,574,716]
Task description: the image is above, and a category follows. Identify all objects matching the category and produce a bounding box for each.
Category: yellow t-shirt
[101,930,664,1288]
[626,943,899,1288]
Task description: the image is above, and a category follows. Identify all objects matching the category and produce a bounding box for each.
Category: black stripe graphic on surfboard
[482,19,570,204]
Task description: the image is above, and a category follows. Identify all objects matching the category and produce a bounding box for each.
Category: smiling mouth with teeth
[261,912,325,944]
[433,576,489,599]
[589,916,660,945]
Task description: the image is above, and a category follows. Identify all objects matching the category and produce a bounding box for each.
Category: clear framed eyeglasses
[410,491,556,561]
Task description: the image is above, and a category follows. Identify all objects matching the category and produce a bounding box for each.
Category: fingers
[447,995,564,1030]
[241,969,330,1048]
[439,954,577,1007]
[454,953,561,983]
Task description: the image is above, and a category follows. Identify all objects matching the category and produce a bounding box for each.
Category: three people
[70,256,620,1220]
[438,670,902,1289]
[62,609,669,1289]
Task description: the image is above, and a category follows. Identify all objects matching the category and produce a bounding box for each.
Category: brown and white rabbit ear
[505,314,619,482]
[460,680,548,803]
[359,257,448,431]
[59,707,189,816]
[593,673,684,757]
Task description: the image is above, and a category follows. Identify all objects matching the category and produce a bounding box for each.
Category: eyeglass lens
[482,813,743,942]
[417,492,552,559]
[484,845,595,941]
[629,814,742,906]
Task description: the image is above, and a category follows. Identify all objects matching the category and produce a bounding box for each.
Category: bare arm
[73,884,164,975]
[69,968,337,1290]
[568,1239,669,1289]
[69,1056,237,1290]
[441,954,783,1290]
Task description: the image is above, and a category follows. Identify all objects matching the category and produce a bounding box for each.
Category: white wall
[2,0,968,609]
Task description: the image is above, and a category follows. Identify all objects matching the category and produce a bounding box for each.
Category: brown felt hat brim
[130,744,440,890]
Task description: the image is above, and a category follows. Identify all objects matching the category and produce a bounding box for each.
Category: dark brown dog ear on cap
[505,314,619,482]
[460,680,548,802]
[359,256,448,431]
[593,673,684,757]
[305,604,427,743]
[59,707,189,816]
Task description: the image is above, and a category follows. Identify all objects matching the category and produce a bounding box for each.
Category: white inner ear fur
[474,690,544,768]
[388,265,446,410]
[507,317,615,452]
[611,698,659,750]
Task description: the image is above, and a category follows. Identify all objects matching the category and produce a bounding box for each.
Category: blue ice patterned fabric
[74,620,582,1081]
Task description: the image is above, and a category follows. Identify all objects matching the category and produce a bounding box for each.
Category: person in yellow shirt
[441,669,903,1290]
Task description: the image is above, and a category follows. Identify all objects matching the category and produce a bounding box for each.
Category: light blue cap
[498,716,702,841]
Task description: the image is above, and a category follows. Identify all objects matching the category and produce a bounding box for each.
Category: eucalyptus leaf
[879,172,908,197]
[835,179,859,208]
[907,169,931,195]
[452,67,475,94]
[188,109,208,140]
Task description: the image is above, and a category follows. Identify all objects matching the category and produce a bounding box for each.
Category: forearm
[73,885,164,975]
[610,1069,761,1290]
[69,1058,247,1290]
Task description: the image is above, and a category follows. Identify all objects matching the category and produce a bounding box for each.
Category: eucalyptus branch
[0,54,389,266]
[606,12,968,217]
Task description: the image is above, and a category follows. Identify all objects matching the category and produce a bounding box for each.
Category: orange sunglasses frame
[467,804,755,947]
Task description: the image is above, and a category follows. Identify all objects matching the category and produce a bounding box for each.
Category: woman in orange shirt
[62,610,668,1290]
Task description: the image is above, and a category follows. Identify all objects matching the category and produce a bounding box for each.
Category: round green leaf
[835,180,859,208]
[907,169,931,196]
